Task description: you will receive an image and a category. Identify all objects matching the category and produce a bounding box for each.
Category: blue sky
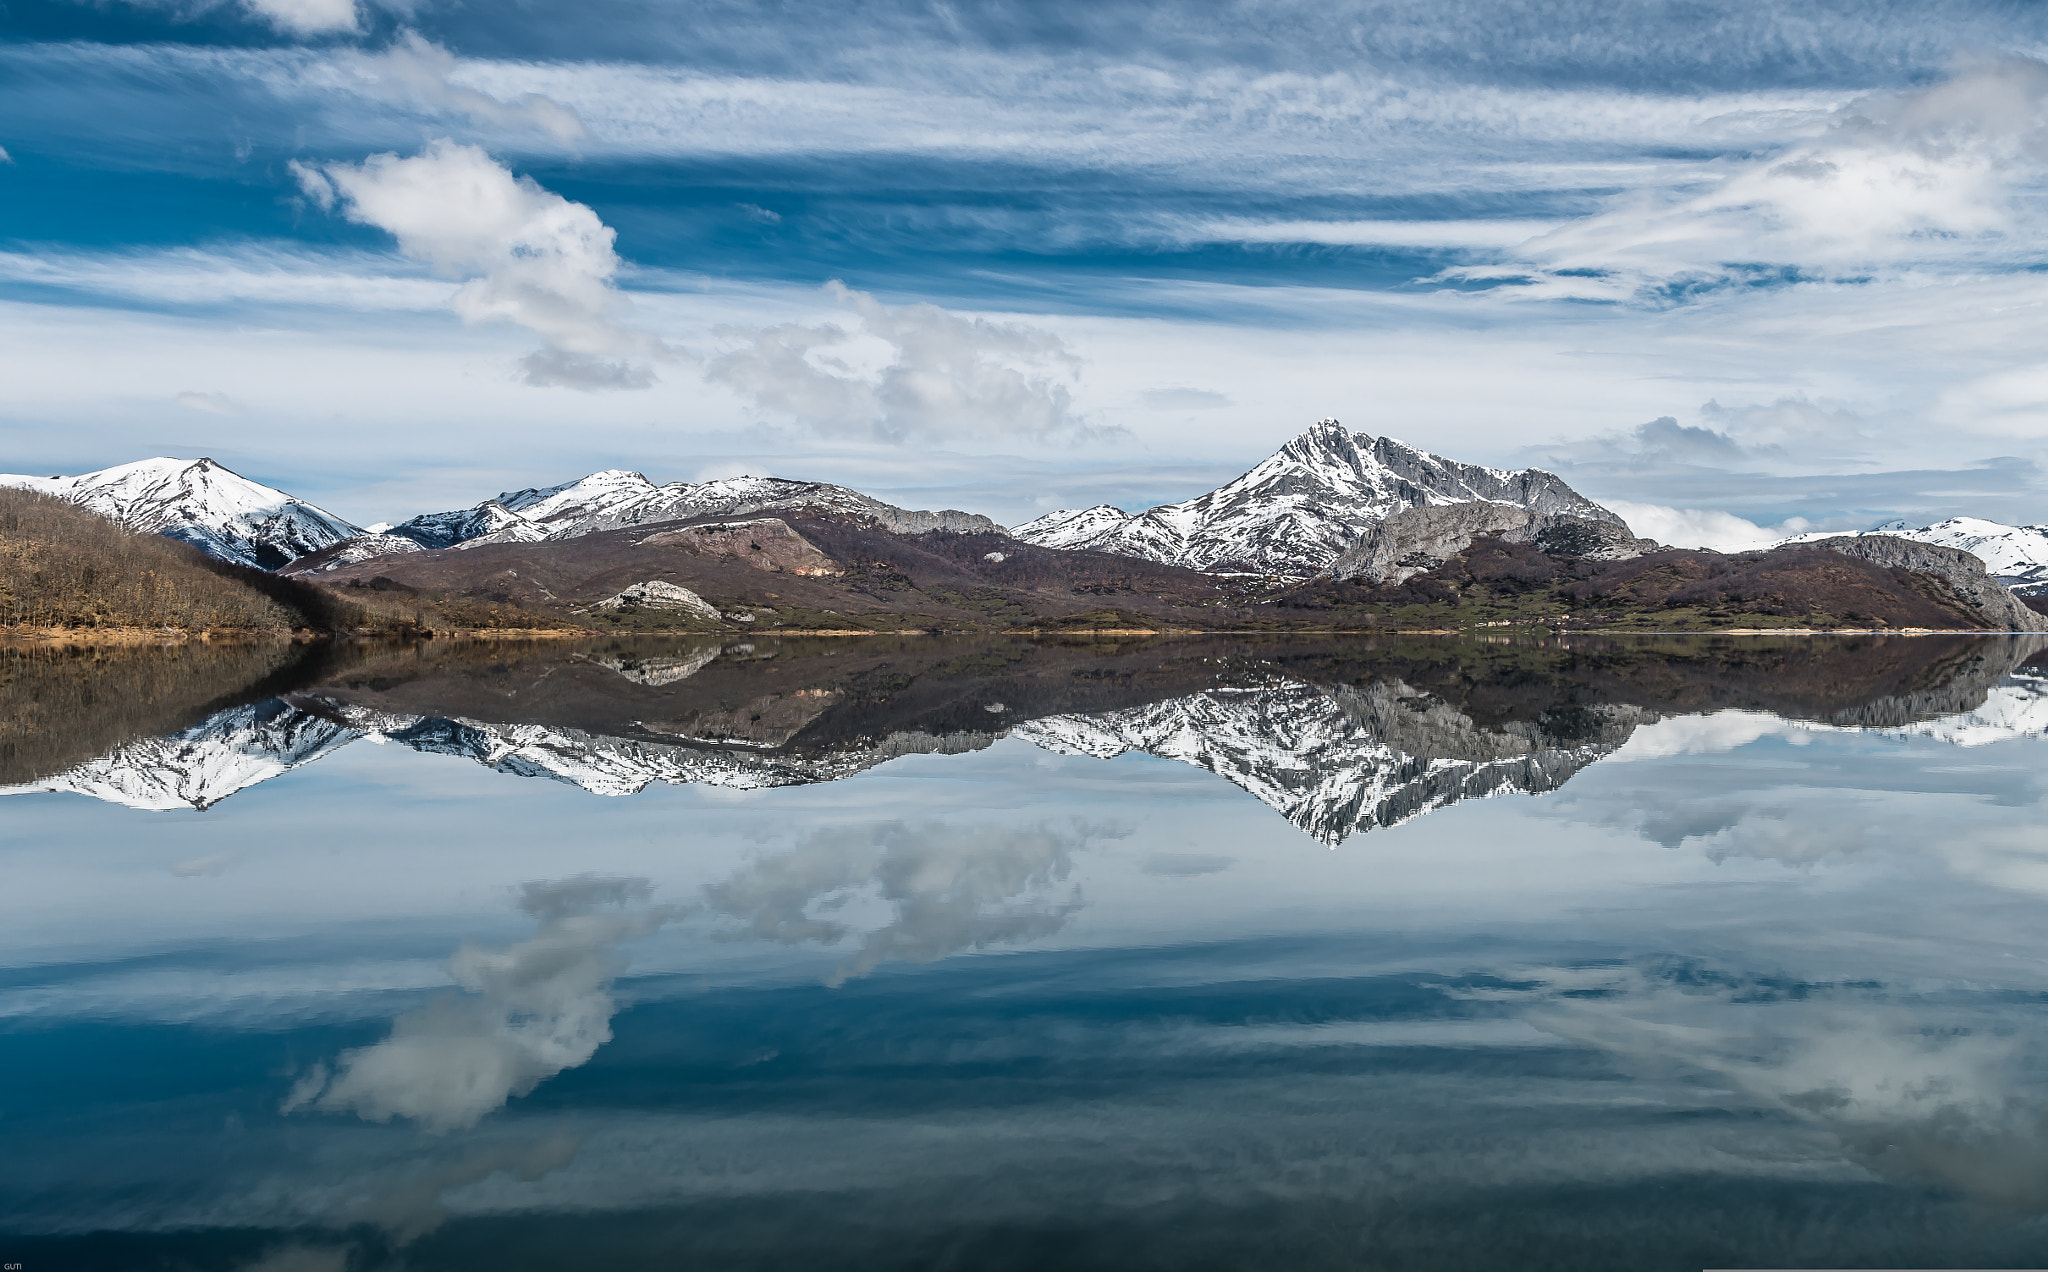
[6,0,2048,539]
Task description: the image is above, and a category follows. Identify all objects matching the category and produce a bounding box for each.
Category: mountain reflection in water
[6,632,2047,842]
[9,634,2048,1270]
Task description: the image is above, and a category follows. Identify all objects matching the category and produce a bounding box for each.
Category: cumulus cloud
[1600,499,1811,550]
[293,140,668,390]
[704,820,1095,986]
[284,875,677,1132]
[707,282,1092,443]
[337,33,585,145]
[1453,57,2048,299]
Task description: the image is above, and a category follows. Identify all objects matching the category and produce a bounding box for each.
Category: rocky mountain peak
[1011,419,1624,578]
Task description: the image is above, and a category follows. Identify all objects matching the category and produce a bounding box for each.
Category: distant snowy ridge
[1768,517,2048,594]
[387,471,1002,554]
[1011,418,1623,577]
[0,457,362,569]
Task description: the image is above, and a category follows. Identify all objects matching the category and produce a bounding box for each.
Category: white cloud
[242,0,357,37]
[336,33,585,145]
[707,282,1091,442]
[293,140,668,391]
[1601,498,1811,550]
[284,875,676,1131]
[0,146,12,164]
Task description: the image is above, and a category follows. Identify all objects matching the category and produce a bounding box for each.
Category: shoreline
[5,622,2042,651]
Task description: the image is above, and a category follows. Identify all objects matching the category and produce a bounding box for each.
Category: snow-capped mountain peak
[0,456,363,569]
[498,469,660,521]
[1009,419,1623,577]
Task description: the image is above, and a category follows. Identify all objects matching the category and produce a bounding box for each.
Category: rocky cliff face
[1816,535,2041,632]
[1326,501,1652,583]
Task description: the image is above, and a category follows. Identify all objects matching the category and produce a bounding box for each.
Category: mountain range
[8,421,2045,630]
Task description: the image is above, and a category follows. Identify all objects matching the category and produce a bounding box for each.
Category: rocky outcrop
[1326,501,1654,583]
[593,580,721,619]
[874,508,1005,535]
[638,517,845,576]
[1816,535,2042,632]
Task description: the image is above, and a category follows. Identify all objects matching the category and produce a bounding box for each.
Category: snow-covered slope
[281,532,425,574]
[0,458,363,569]
[1011,419,1623,577]
[388,499,545,550]
[1771,518,2048,594]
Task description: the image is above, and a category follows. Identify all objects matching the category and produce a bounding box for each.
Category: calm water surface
[4,633,2048,1271]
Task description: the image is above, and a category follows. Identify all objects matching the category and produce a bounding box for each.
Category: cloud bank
[708,283,1091,443]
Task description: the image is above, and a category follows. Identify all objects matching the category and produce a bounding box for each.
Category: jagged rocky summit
[0,457,362,569]
[1010,418,1625,578]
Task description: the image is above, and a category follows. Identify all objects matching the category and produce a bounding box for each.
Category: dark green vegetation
[1271,536,2007,631]
[0,489,577,636]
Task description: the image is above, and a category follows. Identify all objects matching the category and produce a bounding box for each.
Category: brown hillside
[1272,536,2014,631]
[307,512,1237,630]
[0,487,301,632]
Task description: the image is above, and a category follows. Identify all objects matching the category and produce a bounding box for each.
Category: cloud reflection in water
[285,875,678,1132]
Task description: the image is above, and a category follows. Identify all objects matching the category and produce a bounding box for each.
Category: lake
[4,632,2048,1271]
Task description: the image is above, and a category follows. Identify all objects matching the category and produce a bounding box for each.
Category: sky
[7,1,2048,542]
